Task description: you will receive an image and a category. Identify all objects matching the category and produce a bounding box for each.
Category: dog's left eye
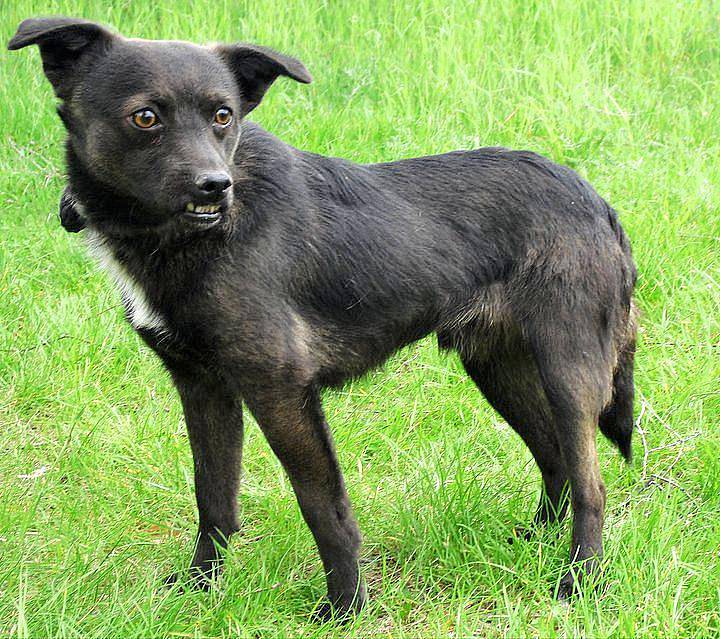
[214,107,233,127]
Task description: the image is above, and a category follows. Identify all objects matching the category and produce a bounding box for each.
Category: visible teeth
[186,203,220,214]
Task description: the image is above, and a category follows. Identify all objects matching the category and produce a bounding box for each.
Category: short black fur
[9,17,638,619]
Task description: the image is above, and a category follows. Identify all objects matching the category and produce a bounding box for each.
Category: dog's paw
[554,558,601,601]
[507,525,534,544]
[311,600,360,625]
[554,572,576,601]
[58,187,86,233]
[312,587,366,625]
[163,572,183,590]
[163,567,216,593]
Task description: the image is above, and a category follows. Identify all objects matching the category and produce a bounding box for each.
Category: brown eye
[131,109,158,129]
[214,107,233,126]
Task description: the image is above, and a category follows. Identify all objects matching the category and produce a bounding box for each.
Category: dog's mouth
[182,202,224,225]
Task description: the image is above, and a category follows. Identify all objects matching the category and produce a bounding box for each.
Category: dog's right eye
[131,109,159,129]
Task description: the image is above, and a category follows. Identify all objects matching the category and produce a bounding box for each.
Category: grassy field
[1,0,719,636]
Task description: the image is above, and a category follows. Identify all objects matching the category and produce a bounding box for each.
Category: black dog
[9,17,637,619]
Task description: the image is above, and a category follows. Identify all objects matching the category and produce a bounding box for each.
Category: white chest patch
[86,231,168,334]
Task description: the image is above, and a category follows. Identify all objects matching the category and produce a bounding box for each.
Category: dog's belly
[303,281,513,387]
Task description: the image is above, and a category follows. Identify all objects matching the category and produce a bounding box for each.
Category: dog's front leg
[170,373,244,588]
[246,386,366,621]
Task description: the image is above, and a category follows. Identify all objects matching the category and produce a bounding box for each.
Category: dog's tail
[599,307,637,462]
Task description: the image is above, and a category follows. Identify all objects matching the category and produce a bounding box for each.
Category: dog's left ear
[214,44,312,116]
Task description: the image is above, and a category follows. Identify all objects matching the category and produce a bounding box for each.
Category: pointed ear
[214,44,312,116]
[8,17,115,99]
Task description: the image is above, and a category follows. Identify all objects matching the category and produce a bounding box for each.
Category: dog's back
[243,126,637,395]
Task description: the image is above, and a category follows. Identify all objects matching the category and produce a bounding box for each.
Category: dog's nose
[194,172,232,196]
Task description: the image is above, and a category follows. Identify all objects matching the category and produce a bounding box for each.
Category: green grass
[1,0,719,636]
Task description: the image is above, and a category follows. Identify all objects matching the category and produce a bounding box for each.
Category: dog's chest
[86,231,168,334]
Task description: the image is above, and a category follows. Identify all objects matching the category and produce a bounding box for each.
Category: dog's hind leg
[246,385,365,622]
[460,344,569,532]
[525,321,614,600]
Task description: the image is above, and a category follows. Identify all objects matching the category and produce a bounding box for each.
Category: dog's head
[8,17,311,234]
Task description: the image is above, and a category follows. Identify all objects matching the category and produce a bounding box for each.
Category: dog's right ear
[8,17,115,99]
